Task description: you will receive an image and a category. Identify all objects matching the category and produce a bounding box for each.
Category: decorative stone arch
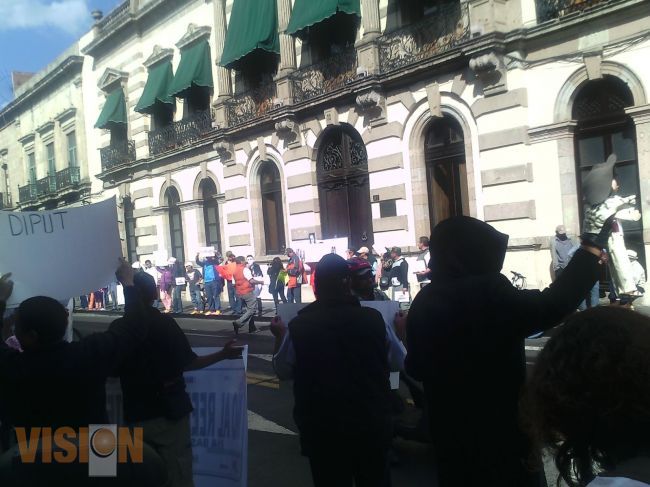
[404,93,482,241]
[247,147,290,256]
[554,61,647,122]
[158,179,184,207]
[192,170,221,200]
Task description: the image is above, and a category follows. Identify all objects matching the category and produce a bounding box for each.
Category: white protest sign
[198,246,216,258]
[106,346,248,487]
[302,238,349,262]
[0,198,122,307]
[277,300,406,387]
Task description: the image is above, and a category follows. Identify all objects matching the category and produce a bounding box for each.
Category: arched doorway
[199,178,222,251]
[573,75,644,266]
[259,161,287,254]
[317,126,373,250]
[165,186,185,263]
[425,115,469,229]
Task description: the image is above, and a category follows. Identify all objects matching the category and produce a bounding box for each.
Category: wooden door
[317,128,373,249]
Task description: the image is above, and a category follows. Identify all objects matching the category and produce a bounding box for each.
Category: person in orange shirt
[221,251,242,315]
[286,248,304,304]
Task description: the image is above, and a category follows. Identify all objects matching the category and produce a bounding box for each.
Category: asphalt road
[73,312,436,487]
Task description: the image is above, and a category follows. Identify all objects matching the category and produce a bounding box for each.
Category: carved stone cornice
[528,121,578,143]
[274,117,301,148]
[176,24,211,50]
[626,104,650,124]
[355,88,386,126]
[144,45,174,68]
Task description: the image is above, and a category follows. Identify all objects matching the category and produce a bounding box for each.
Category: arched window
[573,75,643,264]
[199,178,221,251]
[123,197,138,264]
[259,161,286,254]
[424,115,468,228]
[166,187,185,263]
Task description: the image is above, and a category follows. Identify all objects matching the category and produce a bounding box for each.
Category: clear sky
[0,0,123,107]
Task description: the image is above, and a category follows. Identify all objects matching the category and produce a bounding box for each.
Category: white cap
[185,262,193,267]
[131,262,141,269]
[357,246,370,255]
[627,249,638,260]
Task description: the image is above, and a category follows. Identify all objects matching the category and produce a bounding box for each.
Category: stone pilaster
[626,104,650,246]
[213,0,232,127]
[355,0,381,74]
[275,0,296,106]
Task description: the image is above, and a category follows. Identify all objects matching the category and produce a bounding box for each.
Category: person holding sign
[157,260,175,313]
[0,260,169,485]
[195,252,223,316]
[171,259,186,314]
[271,254,393,487]
[111,271,243,487]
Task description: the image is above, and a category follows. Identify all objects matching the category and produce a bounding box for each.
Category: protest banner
[106,346,249,487]
[277,301,405,389]
[0,198,122,307]
[302,237,349,262]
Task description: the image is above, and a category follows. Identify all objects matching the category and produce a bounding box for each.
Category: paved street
[73,312,436,487]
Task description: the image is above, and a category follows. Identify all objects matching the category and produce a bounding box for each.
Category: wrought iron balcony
[378,1,470,74]
[148,109,213,157]
[226,83,277,127]
[292,47,358,104]
[100,140,136,172]
[56,166,81,190]
[37,175,57,196]
[535,0,609,22]
[19,183,38,203]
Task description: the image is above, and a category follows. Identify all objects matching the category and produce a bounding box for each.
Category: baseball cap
[555,225,566,235]
[131,262,141,269]
[185,262,194,267]
[317,254,350,282]
[357,246,370,255]
[627,249,638,260]
[347,257,372,275]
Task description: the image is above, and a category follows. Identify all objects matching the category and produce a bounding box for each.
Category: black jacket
[288,297,392,453]
[0,287,149,429]
[405,217,601,485]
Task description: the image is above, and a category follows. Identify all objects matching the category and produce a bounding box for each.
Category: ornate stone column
[356,0,381,74]
[275,0,296,106]
[213,0,232,127]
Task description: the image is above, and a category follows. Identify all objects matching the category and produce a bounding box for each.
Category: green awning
[286,0,360,38]
[95,89,127,129]
[135,61,174,114]
[219,0,280,70]
[168,40,214,98]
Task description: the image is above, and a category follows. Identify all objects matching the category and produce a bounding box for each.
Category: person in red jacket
[286,248,304,304]
[232,256,263,334]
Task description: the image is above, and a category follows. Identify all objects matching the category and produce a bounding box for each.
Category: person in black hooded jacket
[406,216,608,487]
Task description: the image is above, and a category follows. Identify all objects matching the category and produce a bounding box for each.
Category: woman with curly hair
[523,306,650,486]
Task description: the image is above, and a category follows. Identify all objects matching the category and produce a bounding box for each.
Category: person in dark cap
[582,153,641,298]
[270,253,393,487]
[406,212,612,487]
[550,224,578,280]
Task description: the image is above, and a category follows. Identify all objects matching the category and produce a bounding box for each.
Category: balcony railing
[19,183,38,203]
[96,1,130,31]
[226,82,277,127]
[100,140,136,172]
[37,175,57,196]
[56,166,81,190]
[148,110,213,157]
[535,0,609,22]
[292,46,358,104]
[378,1,470,74]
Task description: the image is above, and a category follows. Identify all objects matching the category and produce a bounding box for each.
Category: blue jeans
[227,281,242,313]
[579,281,600,311]
[204,280,222,312]
[190,287,204,311]
[172,286,183,313]
[287,285,301,304]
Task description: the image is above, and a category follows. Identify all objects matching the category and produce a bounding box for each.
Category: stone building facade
[3,0,650,294]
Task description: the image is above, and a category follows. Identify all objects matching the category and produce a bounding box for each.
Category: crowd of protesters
[2,197,650,486]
